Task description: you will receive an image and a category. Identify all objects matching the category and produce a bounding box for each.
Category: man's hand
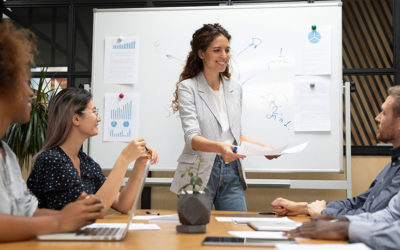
[271,197,308,216]
[57,193,105,232]
[307,200,326,218]
[311,213,349,222]
[285,220,350,241]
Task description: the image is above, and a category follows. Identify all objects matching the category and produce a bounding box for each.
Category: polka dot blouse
[27,146,106,210]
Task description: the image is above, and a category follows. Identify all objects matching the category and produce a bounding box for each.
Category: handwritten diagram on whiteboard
[103,93,139,142]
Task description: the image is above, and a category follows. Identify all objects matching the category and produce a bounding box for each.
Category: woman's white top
[207,82,235,144]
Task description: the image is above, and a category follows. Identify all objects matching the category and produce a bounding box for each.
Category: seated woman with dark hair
[27,88,158,216]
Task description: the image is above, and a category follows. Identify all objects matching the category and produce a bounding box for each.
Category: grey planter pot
[176,193,211,233]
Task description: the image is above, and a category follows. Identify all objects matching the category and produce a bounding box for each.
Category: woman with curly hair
[170,23,278,211]
[0,20,104,242]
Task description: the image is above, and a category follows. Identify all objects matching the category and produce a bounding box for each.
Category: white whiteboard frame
[91,2,351,197]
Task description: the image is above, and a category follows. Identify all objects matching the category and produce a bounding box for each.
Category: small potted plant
[176,157,211,233]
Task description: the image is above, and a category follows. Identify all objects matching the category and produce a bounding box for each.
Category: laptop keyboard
[76,227,120,236]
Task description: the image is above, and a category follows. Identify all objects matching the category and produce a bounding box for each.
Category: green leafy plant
[3,69,58,172]
[179,157,208,194]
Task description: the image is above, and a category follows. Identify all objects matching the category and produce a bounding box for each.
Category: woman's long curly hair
[171,23,231,113]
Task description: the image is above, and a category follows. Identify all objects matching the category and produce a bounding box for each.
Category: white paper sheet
[276,243,372,250]
[294,81,330,131]
[294,25,331,75]
[133,215,158,220]
[103,92,139,142]
[129,223,160,230]
[104,36,140,84]
[236,141,308,156]
[215,216,295,224]
[133,214,179,223]
[228,231,288,239]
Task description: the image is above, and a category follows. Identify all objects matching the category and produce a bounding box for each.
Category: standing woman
[0,20,104,242]
[170,23,277,211]
[28,88,158,216]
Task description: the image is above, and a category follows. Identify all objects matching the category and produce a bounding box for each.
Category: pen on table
[146,211,160,216]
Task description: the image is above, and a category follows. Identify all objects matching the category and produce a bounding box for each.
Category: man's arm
[346,190,400,224]
[271,197,309,216]
[287,218,400,250]
[349,220,400,250]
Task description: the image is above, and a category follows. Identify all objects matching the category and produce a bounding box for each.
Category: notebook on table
[37,162,151,241]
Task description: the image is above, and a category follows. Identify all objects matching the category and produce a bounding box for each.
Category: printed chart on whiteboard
[103,92,139,142]
[103,36,140,84]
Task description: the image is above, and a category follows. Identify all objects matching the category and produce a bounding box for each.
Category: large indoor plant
[176,157,211,233]
[3,69,57,175]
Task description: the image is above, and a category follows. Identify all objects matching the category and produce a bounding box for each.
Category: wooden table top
[0,210,347,249]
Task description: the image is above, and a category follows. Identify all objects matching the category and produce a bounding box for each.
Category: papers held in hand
[236,141,309,156]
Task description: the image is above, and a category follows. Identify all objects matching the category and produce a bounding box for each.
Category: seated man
[286,188,400,250]
[272,86,400,217]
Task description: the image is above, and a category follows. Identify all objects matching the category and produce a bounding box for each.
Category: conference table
[1,210,347,249]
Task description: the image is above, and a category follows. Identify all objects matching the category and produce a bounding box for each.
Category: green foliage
[3,69,58,171]
[179,157,208,194]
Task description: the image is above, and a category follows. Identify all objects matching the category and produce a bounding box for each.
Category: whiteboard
[90,2,343,173]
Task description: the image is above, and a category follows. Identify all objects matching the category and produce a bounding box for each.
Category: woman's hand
[57,193,104,232]
[145,146,159,165]
[120,138,148,163]
[219,143,245,163]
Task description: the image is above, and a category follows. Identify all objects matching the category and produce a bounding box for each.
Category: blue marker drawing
[123,121,130,127]
[266,48,291,70]
[165,54,184,63]
[237,38,262,57]
[240,73,258,87]
[308,30,321,44]
[261,93,293,131]
[111,121,117,127]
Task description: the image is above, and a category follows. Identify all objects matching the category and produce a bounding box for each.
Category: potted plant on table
[176,157,211,233]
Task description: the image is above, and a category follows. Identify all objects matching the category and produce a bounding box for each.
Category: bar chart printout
[103,36,140,84]
[103,92,139,142]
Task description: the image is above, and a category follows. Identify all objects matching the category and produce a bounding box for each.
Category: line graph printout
[104,36,140,84]
[103,92,139,142]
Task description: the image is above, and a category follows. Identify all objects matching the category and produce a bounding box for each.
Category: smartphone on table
[202,236,296,246]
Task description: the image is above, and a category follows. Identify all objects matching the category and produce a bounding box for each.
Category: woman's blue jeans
[206,155,247,211]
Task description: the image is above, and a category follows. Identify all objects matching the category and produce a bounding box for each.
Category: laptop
[37,162,151,241]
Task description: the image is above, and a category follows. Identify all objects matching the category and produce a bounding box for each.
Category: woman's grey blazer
[170,72,247,194]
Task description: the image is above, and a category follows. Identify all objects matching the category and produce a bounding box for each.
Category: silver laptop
[37,162,151,241]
